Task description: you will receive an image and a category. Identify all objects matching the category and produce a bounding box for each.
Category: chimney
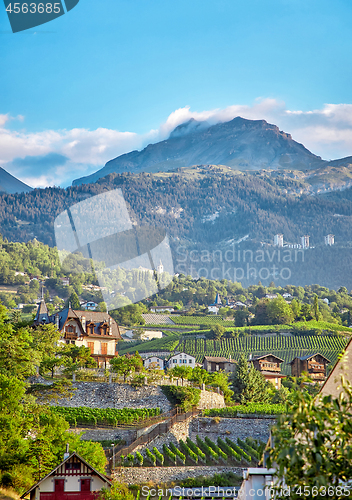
[63,443,70,460]
[55,313,59,329]
[81,316,86,332]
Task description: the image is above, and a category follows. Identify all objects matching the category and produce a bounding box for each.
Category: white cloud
[2,100,352,188]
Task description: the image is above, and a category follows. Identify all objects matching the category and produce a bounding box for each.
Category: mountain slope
[0,167,33,194]
[72,117,325,185]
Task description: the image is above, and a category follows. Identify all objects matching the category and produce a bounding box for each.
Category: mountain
[0,167,33,194]
[72,117,326,186]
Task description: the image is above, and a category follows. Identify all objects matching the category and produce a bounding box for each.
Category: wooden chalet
[33,300,121,367]
[202,356,236,373]
[248,354,285,389]
[21,451,111,500]
[289,353,330,381]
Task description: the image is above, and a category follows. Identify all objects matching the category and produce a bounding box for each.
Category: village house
[149,305,175,313]
[202,355,236,373]
[80,301,99,311]
[140,330,163,341]
[33,299,121,368]
[248,353,285,389]
[166,352,196,368]
[143,356,165,370]
[207,293,222,314]
[289,353,330,381]
[21,449,111,500]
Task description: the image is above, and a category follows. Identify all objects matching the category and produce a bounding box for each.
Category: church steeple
[33,298,49,325]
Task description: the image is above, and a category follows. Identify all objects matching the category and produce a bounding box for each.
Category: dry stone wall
[113,466,244,484]
[53,382,172,411]
[134,416,274,455]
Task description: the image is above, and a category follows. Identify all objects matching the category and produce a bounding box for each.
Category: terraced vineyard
[51,406,162,426]
[120,436,265,467]
[171,316,235,326]
[179,335,349,374]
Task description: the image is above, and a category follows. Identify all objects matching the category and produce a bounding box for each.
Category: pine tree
[231,354,271,403]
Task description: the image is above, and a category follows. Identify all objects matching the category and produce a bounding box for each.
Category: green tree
[234,308,249,327]
[313,293,320,321]
[210,324,225,340]
[266,296,294,325]
[267,379,352,498]
[231,354,271,403]
[66,291,80,310]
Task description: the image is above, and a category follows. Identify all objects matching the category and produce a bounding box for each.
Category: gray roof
[249,353,284,363]
[203,356,236,363]
[49,307,121,339]
[289,353,331,364]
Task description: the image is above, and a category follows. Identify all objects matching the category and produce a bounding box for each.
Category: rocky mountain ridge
[72,116,326,186]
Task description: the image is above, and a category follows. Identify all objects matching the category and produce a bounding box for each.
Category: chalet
[202,356,236,373]
[208,293,222,314]
[249,354,285,389]
[21,450,111,500]
[166,352,196,368]
[289,353,330,381]
[144,356,165,370]
[33,300,121,368]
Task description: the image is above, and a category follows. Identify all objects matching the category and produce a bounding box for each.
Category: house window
[189,359,193,363]
[173,359,177,363]
[87,342,94,354]
[65,462,80,471]
[216,365,219,371]
[183,359,187,363]
[101,343,107,355]
[87,323,95,335]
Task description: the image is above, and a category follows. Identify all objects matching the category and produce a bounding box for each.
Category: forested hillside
[1,166,352,287]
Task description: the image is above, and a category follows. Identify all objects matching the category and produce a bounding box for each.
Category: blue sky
[1,0,352,187]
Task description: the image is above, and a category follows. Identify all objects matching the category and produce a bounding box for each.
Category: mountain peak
[72,116,326,186]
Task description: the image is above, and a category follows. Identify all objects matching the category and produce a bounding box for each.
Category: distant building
[324,234,335,246]
[208,293,222,314]
[300,235,310,249]
[157,260,164,274]
[273,234,284,247]
[150,305,175,313]
[289,353,330,382]
[166,352,196,368]
[202,356,236,373]
[80,301,99,311]
[60,277,70,286]
[265,294,277,299]
[248,354,285,389]
[21,450,111,500]
[140,330,163,341]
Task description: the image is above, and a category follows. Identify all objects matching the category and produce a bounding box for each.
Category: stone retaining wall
[133,416,273,455]
[198,391,225,409]
[113,466,244,484]
[53,383,172,412]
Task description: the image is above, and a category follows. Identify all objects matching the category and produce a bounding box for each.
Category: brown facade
[290,354,330,381]
[249,354,285,389]
[202,356,236,373]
